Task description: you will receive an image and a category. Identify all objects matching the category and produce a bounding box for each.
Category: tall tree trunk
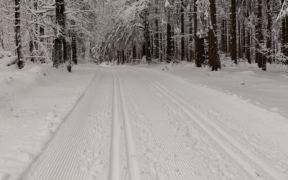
[160,33,163,62]
[167,13,172,63]
[189,4,194,62]
[71,29,77,64]
[238,21,242,59]
[281,0,286,56]
[246,29,251,64]
[245,0,251,63]
[54,0,65,68]
[30,0,38,63]
[256,0,263,68]
[221,20,226,53]
[133,45,136,60]
[208,0,221,71]
[181,0,185,61]
[265,0,272,70]
[231,0,237,64]
[122,50,125,64]
[194,0,204,67]
[15,0,24,69]
[154,14,159,60]
[142,10,152,63]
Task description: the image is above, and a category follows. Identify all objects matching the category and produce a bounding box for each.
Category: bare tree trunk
[221,20,226,53]
[208,0,221,71]
[71,29,77,64]
[189,4,194,62]
[167,13,172,63]
[281,0,286,57]
[181,0,185,61]
[194,0,204,67]
[256,0,263,68]
[122,50,125,64]
[54,0,65,68]
[238,20,242,59]
[231,0,237,64]
[15,0,24,69]
[265,0,272,70]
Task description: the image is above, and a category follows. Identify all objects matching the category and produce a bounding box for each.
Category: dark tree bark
[30,0,38,63]
[71,29,77,64]
[166,14,172,63]
[133,45,136,60]
[238,21,242,59]
[208,0,221,71]
[122,50,125,64]
[181,0,185,61]
[256,0,263,68]
[281,0,286,56]
[194,0,205,67]
[154,7,159,60]
[15,0,24,69]
[140,10,152,63]
[265,0,272,70]
[189,4,194,62]
[54,0,65,68]
[221,20,226,53]
[231,0,237,64]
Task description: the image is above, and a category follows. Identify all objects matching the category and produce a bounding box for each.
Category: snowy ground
[1,59,288,180]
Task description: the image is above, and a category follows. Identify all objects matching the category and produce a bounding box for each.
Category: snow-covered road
[21,66,288,180]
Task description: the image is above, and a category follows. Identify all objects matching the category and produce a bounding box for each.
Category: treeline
[0,0,98,71]
[96,0,288,71]
[1,0,288,72]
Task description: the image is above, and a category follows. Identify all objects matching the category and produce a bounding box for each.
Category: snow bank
[0,62,96,179]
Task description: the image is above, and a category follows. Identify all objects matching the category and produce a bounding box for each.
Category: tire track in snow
[109,70,141,180]
[135,70,286,180]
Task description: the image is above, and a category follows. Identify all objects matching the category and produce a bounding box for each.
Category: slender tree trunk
[154,9,159,60]
[189,4,194,62]
[167,13,172,63]
[133,45,136,60]
[247,29,251,64]
[194,0,204,67]
[71,29,77,64]
[265,0,272,70]
[231,0,237,64]
[209,0,221,71]
[15,0,24,69]
[54,0,65,68]
[238,21,242,59]
[256,0,263,68]
[281,0,286,56]
[221,20,226,53]
[181,0,185,61]
[160,33,163,62]
[122,50,125,64]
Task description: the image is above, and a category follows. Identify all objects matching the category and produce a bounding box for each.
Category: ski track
[21,68,113,180]
[19,66,288,180]
[109,70,141,180]
[118,70,250,180]
[132,68,287,180]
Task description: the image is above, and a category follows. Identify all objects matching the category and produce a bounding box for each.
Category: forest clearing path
[20,66,288,180]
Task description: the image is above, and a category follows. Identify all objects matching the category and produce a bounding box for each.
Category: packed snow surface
[1,61,288,180]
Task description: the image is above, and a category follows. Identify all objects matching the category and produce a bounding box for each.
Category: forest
[0,0,288,72]
[2,1,288,180]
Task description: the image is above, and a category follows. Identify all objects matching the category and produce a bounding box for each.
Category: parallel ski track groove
[20,72,98,180]
[115,71,141,180]
[109,70,141,180]
[135,69,285,180]
[121,70,204,180]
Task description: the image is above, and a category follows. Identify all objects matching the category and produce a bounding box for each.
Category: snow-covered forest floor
[1,57,288,180]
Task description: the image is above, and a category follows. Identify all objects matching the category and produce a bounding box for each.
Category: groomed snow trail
[21,66,288,180]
